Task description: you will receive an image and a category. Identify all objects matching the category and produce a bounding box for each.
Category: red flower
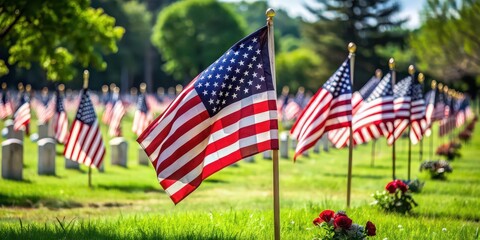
[366,221,376,236]
[395,180,408,193]
[319,210,335,222]
[333,216,352,229]
[385,181,397,193]
[313,217,323,226]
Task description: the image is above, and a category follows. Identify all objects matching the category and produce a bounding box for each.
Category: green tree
[151,0,246,83]
[0,0,124,82]
[302,0,406,88]
[409,0,480,96]
[276,48,328,92]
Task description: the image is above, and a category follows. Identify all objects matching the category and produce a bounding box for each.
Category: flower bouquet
[312,210,376,240]
[420,160,453,179]
[402,178,425,193]
[458,130,472,143]
[436,142,461,160]
[372,179,417,214]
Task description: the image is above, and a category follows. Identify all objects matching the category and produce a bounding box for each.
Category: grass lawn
[0,111,479,239]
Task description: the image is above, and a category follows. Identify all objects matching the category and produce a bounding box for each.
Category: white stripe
[291,90,329,138]
[163,163,204,197]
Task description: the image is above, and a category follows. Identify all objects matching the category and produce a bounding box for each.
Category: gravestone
[37,138,56,175]
[263,150,272,160]
[2,139,23,180]
[110,137,128,167]
[37,123,56,175]
[138,147,149,166]
[302,149,309,157]
[279,132,289,159]
[65,158,80,169]
[322,135,329,152]
[291,138,297,149]
[313,139,321,154]
[243,155,255,163]
[5,119,23,141]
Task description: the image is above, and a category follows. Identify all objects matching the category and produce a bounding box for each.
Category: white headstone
[2,139,23,180]
[38,138,56,175]
[138,147,149,166]
[243,155,255,163]
[280,132,289,159]
[263,150,272,160]
[110,137,128,167]
[65,158,80,169]
[313,139,321,153]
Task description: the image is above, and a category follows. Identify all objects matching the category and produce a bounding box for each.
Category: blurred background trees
[0,0,478,97]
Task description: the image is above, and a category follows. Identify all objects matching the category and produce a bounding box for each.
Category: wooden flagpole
[346,42,356,208]
[417,73,425,162]
[83,70,93,188]
[389,58,396,180]
[407,65,415,181]
[371,70,382,168]
[266,8,280,240]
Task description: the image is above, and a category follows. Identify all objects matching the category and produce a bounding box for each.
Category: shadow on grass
[204,178,228,184]
[0,194,83,209]
[96,184,163,194]
[412,211,480,223]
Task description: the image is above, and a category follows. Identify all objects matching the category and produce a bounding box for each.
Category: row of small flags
[0,24,474,204]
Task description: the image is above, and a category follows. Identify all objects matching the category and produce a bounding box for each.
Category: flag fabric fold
[409,79,427,144]
[387,76,412,145]
[108,95,125,137]
[290,57,352,160]
[64,89,105,168]
[137,26,278,204]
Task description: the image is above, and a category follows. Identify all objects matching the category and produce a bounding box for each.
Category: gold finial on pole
[418,73,425,83]
[83,70,89,89]
[25,84,31,93]
[58,84,65,92]
[18,82,24,91]
[431,80,437,89]
[389,58,395,70]
[375,69,383,79]
[266,8,276,24]
[438,83,443,91]
[443,85,449,94]
[348,42,356,53]
[140,83,147,94]
[408,65,415,75]
[113,86,120,94]
[102,85,108,93]
[1,83,6,90]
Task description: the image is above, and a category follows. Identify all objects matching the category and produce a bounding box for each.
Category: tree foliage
[276,48,327,92]
[409,0,480,83]
[0,0,125,81]
[302,0,406,88]
[151,0,246,82]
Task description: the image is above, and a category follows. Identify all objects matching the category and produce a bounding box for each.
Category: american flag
[409,80,427,144]
[283,100,301,121]
[290,58,352,160]
[35,96,56,124]
[132,93,153,137]
[0,90,14,120]
[328,75,380,148]
[137,26,278,204]
[108,95,125,137]
[351,73,395,145]
[102,93,113,124]
[387,76,412,145]
[64,89,105,168]
[423,89,435,136]
[439,93,452,136]
[432,88,445,121]
[13,91,31,131]
[53,90,69,144]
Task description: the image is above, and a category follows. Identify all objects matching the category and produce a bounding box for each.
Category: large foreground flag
[64,89,105,168]
[53,90,69,144]
[132,93,153,136]
[137,26,278,204]
[290,58,352,160]
[13,91,31,131]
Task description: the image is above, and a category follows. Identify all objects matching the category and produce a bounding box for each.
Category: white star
[235,86,241,91]
[248,63,253,69]
[222,100,226,105]
[234,51,239,56]
[240,43,245,48]
[244,71,249,76]
[228,84,232,89]
[203,90,208,95]
[252,72,258,78]
[232,93,238,99]
[219,66,224,70]
[208,74,212,79]
[211,90,216,96]
[231,76,237,81]
[213,82,219,87]
[221,83,226,88]
[255,84,261,90]
[212,66,216,71]
[235,68,240,73]
[239,78,245,83]
[252,38,257,43]
[248,45,253,51]
[230,58,235,63]
[260,76,265,81]
[219,91,224,96]
[248,80,253,85]
[252,56,257,61]
[224,74,229,80]
[225,92,229,97]
[227,66,232,71]
[222,58,227,63]
[244,88,249,94]
[197,82,203,87]
[205,82,210,87]
[257,63,263,69]
[216,99,220,104]
[215,74,220,79]
[208,99,214,105]
[243,53,248,58]
[239,60,244,66]
[213,107,217,112]
[256,49,261,55]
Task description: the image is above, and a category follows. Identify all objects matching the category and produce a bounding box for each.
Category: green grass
[0,111,479,239]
